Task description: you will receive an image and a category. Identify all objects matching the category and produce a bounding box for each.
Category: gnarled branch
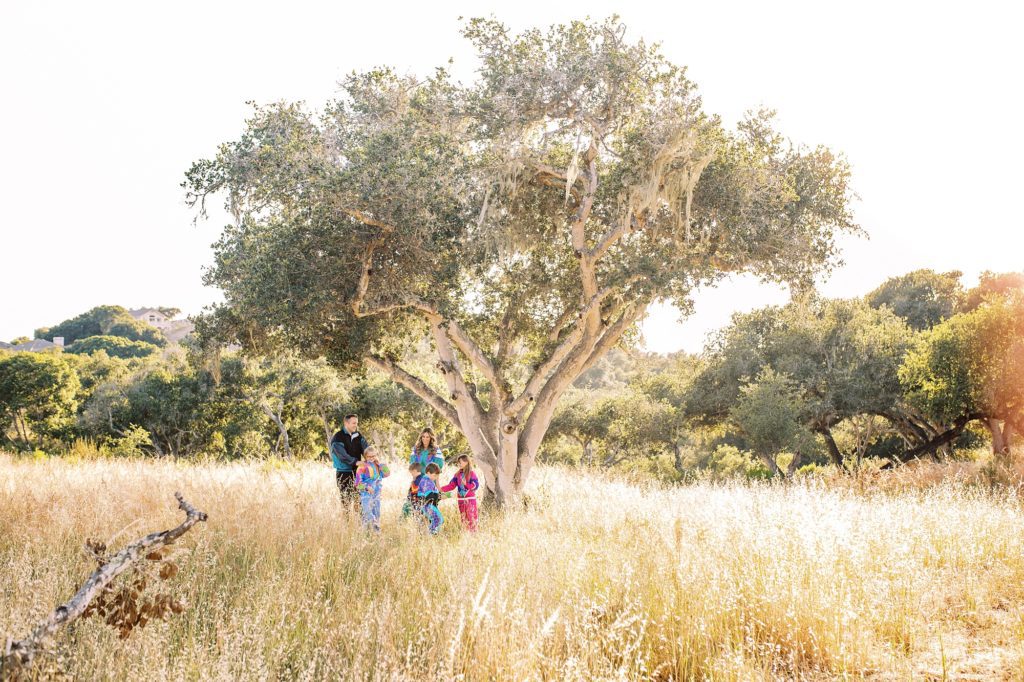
[2,494,207,676]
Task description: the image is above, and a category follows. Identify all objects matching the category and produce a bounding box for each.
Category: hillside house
[129,308,173,330]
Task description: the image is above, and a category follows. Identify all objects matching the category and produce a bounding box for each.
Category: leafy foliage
[866,269,963,330]
[0,352,80,450]
[67,335,161,359]
[36,305,166,346]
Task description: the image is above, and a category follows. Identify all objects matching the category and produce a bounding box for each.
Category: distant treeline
[1,269,1021,478]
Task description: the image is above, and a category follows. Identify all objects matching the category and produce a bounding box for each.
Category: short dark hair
[408,462,423,473]
[425,463,441,475]
[344,414,358,422]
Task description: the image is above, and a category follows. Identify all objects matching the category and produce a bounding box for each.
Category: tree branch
[2,494,207,675]
[519,301,646,459]
[350,238,507,402]
[337,207,398,234]
[508,285,628,415]
[365,355,461,429]
[889,413,982,464]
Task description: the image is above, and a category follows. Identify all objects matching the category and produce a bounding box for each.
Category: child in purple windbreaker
[440,454,479,531]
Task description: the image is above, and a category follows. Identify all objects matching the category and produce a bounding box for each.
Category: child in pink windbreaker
[440,454,479,531]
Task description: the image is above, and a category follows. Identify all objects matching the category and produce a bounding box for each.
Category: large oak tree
[185,17,856,504]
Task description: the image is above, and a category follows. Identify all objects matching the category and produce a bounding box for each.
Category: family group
[328,414,479,534]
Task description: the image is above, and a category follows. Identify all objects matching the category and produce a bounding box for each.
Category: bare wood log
[2,493,208,676]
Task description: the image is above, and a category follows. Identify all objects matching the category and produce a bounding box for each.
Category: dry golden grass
[3,453,1024,681]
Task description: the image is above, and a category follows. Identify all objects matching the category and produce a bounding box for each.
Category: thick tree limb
[350,239,507,403]
[365,355,461,430]
[508,286,629,416]
[337,207,398,234]
[519,302,645,461]
[819,428,848,470]
[2,494,207,676]
[890,414,981,464]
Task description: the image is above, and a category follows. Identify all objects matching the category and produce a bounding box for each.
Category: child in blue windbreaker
[417,462,446,534]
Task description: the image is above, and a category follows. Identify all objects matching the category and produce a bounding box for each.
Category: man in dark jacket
[330,413,369,506]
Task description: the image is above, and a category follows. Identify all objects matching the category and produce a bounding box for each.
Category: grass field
[3,453,1024,681]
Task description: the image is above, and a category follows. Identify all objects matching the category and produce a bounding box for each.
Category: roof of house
[129,308,169,319]
[164,320,195,344]
[14,338,56,352]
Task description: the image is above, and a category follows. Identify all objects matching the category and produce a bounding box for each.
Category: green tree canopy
[688,295,926,467]
[67,335,161,359]
[0,352,80,450]
[729,368,816,477]
[185,17,856,503]
[866,269,963,330]
[900,294,1024,455]
[36,305,166,346]
[960,271,1024,312]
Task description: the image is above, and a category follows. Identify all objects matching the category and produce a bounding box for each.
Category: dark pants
[336,470,357,507]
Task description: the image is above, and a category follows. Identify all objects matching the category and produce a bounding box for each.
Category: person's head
[344,414,359,432]
[408,462,423,476]
[364,446,378,462]
[425,462,441,480]
[457,454,472,472]
[417,428,435,451]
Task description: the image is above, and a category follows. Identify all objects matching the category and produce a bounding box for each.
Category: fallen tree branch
[2,493,208,677]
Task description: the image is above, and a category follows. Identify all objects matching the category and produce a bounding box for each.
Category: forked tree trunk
[261,402,291,459]
[757,452,785,478]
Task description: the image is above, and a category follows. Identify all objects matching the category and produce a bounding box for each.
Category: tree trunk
[261,403,291,459]
[13,411,29,450]
[320,413,333,453]
[786,450,803,477]
[577,438,594,466]
[672,442,685,475]
[820,428,846,470]
[986,418,1015,457]
[758,452,785,478]
[471,423,521,507]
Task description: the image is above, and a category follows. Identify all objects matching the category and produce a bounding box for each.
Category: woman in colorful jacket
[409,427,444,474]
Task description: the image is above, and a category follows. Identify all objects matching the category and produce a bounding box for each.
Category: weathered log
[1,493,207,677]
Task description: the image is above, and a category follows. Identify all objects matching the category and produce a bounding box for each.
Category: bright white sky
[1,1,1020,353]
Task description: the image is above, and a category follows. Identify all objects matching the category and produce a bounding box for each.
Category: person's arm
[439,477,459,493]
[466,472,479,492]
[354,464,368,492]
[330,441,354,469]
[379,462,391,478]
